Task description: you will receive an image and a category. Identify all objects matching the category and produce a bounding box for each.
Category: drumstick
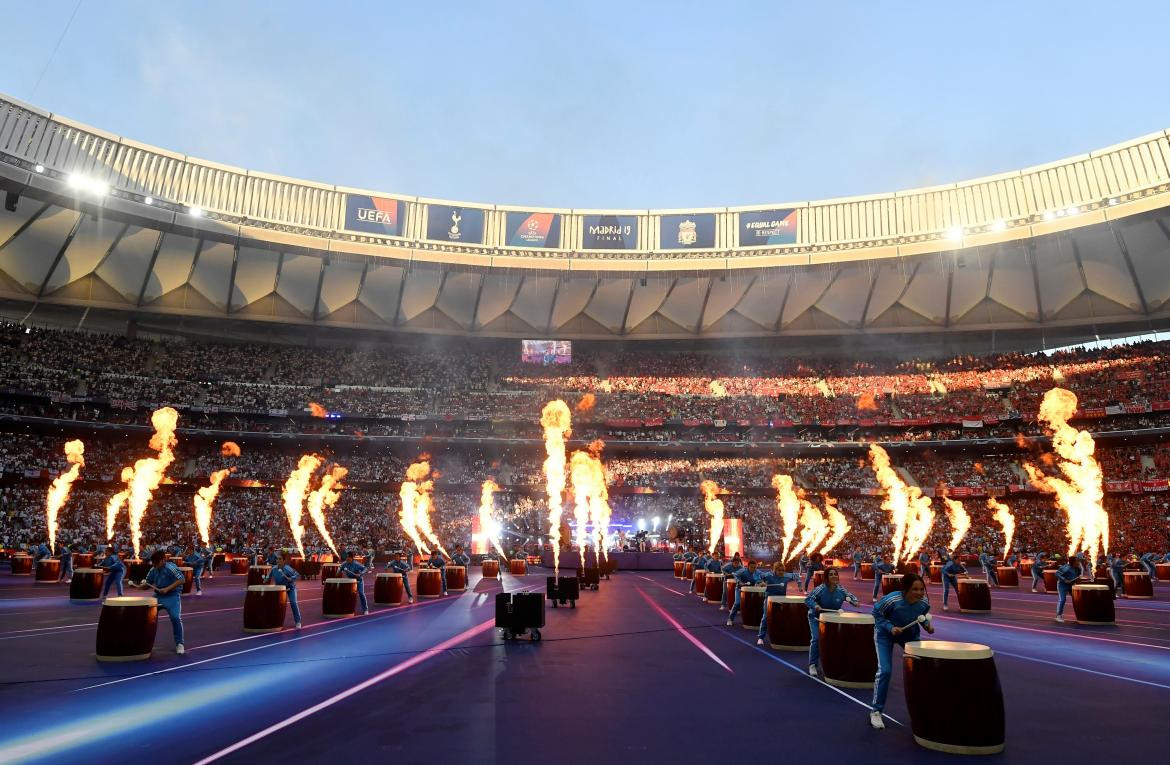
[897,614,930,630]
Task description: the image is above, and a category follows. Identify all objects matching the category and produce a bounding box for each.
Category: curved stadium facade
[1,92,1170,345]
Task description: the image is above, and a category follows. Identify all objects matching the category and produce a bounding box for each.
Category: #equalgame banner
[344,194,406,236]
[722,518,743,558]
[738,208,799,246]
[426,204,486,244]
[659,213,717,250]
[505,211,562,248]
[582,214,639,250]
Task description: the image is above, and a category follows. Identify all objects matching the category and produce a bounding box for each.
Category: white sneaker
[295,622,303,629]
[869,711,885,729]
[726,619,733,627]
[1055,615,1065,623]
[196,591,203,596]
[942,604,948,611]
[808,664,817,677]
[719,606,726,611]
[409,597,415,603]
[755,638,764,646]
[362,610,369,615]
[175,644,185,655]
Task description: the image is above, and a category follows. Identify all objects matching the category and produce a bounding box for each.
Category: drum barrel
[243,585,289,632]
[95,597,159,661]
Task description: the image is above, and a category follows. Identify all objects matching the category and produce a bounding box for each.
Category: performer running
[1054,557,1083,623]
[941,552,967,611]
[266,551,303,628]
[98,545,125,598]
[869,573,934,730]
[804,567,860,676]
[134,550,186,655]
[340,551,369,614]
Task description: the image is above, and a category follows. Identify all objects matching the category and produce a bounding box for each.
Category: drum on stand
[692,569,707,598]
[417,568,443,598]
[818,612,876,688]
[996,567,1019,587]
[321,563,341,580]
[704,573,725,603]
[683,562,695,580]
[880,573,901,595]
[482,559,500,578]
[903,641,1005,754]
[375,572,405,605]
[1123,571,1154,599]
[1020,561,1033,578]
[69,568,105,601]
[508,559,528,576]
[957,578,992,613]
[1042,569,1058,592]
[723,578,737,610]
[243,585,288,632]
[739,586,766,629]
[10,554,32,575]
[906,562,921,575]
[247,565,272,587]
[95,596,159,661]
[673,560,686,579]
[35,558,61,583]
[1071,584,1115,625]
[230,557,250,575]
[929,564,943,584]
[767,595,810,650]
[73,552,94,568]
[447,566,467,591]
[811,570,825,588]
[860,562,875,581]
[322,578,358,617]
[178,567,194,595]
[1156,563,1170,581]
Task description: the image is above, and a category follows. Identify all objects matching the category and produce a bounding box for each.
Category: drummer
[1005,550,1020,571]
[754,562,803,645]
[451,544,471,568]
[1054,557,1083,623]
[183,546,205,595]
[706,550,725,573]
[1107,553,1126,597]
[682,546,697,563]
[388,551,417,602]
[804,567,860,675]
[689,550,710,593]
[33,540,51,563]
[802,553,824,593]
[57,541,73,584]
[134,550,186,655]
[917,549,931,574]
[869,572,934,729]
[1139,552,1159,581]
[941,552,967,611]
[340,551,370,615]
[1030,551,1048,592]
[871,554,895,601]
[427,549,449,596]
[725,559,761,626]
[720,554,742,607]
[851,549,864,580]
[979,549,1000,587]
[265,551,303,629]
[98,545,125,598]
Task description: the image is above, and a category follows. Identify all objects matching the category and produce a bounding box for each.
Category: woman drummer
[804,566,860,677]
[869,572,934,730]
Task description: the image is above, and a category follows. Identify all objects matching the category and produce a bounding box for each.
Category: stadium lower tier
[0,565,1165,763]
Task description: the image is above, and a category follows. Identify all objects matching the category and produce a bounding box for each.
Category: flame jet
[46,440,85,553]
[541,400,572,575]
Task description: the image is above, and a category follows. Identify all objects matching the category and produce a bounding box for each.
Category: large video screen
[522,340,572,365]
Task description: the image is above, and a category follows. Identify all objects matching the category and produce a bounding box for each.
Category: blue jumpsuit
[979,552,999,585]
[427,553,448,594]
[1031,554,1048,590]
[58,544,73,581]
[1055,563,1082,617]
[942,558,966,607]
[1139,553,1158,580]
[755,571,802,640]
[706,558,724,574]
[33,543,51,563]
[871,592,930,713]
[183,552,205,593]
[851,551,863,580]
[266,563,302,625]
[727,567,761,621]
[690,555,710,592]
[1108,556,1126,594]
[99,554,125,597]
[340,559,369,612]
[452,552,471,567]
[871,559,894,599]
[201,547,215,576]
[145,562,186,647]
[805,584,860,666]
[265,551,280,566]
[720,561,739,607]
[388,559,414,599]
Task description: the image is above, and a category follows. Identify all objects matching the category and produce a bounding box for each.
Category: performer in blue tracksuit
[183,547,205,595]
[690,551,711,592]
[868,573,934,729]
[1139,552,1159,581]
[201,546,215,579]
[871,555,895,600]
[804,567,860,674]
[266,551,303,628]
[754,563,804,644]
[265,548,280,566]
[1006,551,1020,572]
[720,555,741,608]
[1108,554,1127,596]
[979,549,1000,587]
[725,559,761,625]
[941,554,967,610]
[98,546,125,597]
[33,542,51,563]
[1030,552,1048,592]
[682,547,697,563]
[387,551,415,602]
[917,550,930,572]
[706,551,724,574]
[340,551,369,614]
[851,549,864,580]
[57,542,73,583]
[427,549,448,595]
[672,549,684,561]
[136,550,186,654]
[802,553,825,592]
[451,544,471,568]
[1054,558,1083,622]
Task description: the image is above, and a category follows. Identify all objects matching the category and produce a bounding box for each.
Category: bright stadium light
[1066,206,1079,216]
[990,220,1006,232]
[67,173,86,189]
[34,164,44,173]
[945,226,963,241]
[188,206,203,217]
[1108,198,1119,206]
[1043,211,1057,221]
[144,197,154,205]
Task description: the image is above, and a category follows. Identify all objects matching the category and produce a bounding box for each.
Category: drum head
[904,640,992,660]
[103,596,157,607]
[819,611,873,625]
[247,585,286,592]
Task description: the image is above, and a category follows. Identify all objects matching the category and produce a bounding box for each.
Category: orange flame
[306,465,346,557]
[788,491,830,562]
[771,474,801,563]
[105,467,132,542]
[220,441,242,457]
[399,459,433,555]
[857,392,878,412]
[709,380,727,397]
[541,400,572,575]
[194,468,233,547]
[282,454,322,556]
[869,443,932,562]
[987,497,1015,560]
[569,448,612,562]
[574,393,596,413]
[46,439,84,553]
[119,407,180,557]
[477,479,507,559]
[973,461,985,475]
[698,480,725,555]
[1024,387,1108,567]
[943,497,970,554]
[819,495,851,556]
[308,402,327,418]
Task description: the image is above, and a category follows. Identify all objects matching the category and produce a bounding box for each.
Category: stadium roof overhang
[1,93,1170,344]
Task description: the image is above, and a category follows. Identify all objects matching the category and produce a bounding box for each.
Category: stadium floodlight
[990,220,1006,232]
[34,164,44,173]
[945,226,963,241]
[1066,206,1079,216]
[188,206,204,217]
[1108,198,1118,206]
[67,173,86,189]
[1043,211,1057,221]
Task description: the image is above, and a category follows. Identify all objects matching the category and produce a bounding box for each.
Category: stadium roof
[2,93,1170,343]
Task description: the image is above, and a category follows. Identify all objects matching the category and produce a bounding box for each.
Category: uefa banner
[505,211,562,248]
[582,214,638,250]
[722,518,743,558]
[344,194,406,236]
[426,204,486,244]
[738,208,799,246]
[659,213,716,249]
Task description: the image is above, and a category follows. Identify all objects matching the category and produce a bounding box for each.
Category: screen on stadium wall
[426,204,486,244]
[344,194,405,236]
[582,214,638,250]
[738,208,799,246]
[505,211,562,248]
[659,213,717,249]
[522,339,572,365]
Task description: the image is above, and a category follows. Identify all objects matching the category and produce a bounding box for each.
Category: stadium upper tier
[2,93,1170,339]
